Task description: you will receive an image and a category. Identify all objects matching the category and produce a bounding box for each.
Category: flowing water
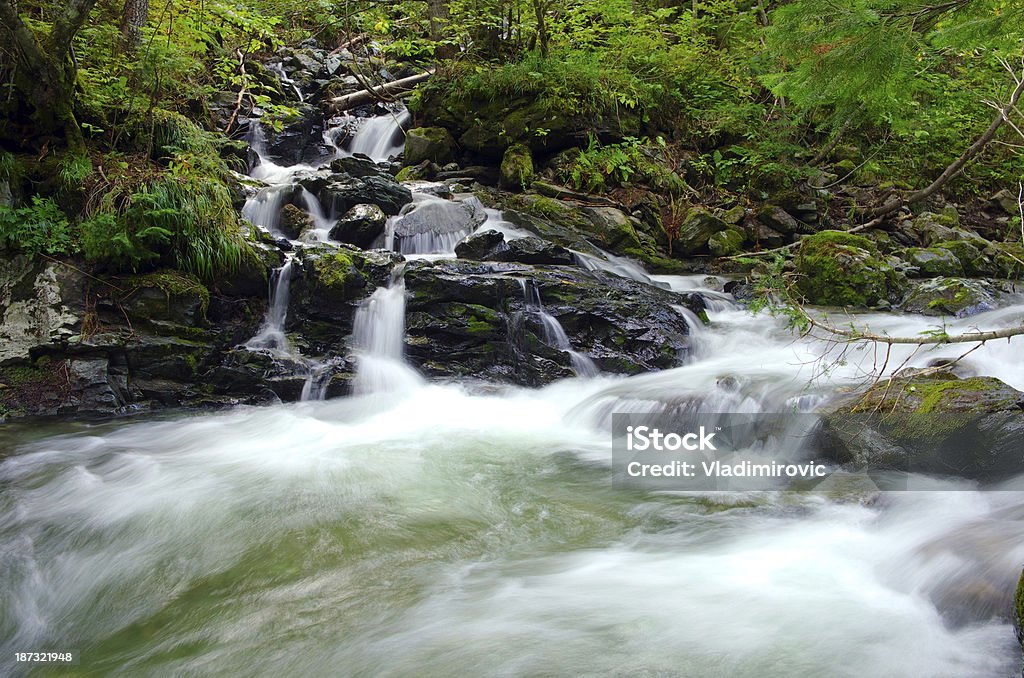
[3,283,1024,676]
[3,108,1024,675]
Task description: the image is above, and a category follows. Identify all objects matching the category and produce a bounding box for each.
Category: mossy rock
[933,239,993,277]
[822,373,1024,482]
[900,277,996,318]
[794,230,905,308]
[675,209,730,255]
[1016,569,1024,650]
[901,247,964,278]
[499,143,534,190]
[403,127,456,166]
[116,271,210,326]
[707,229,745,257]
[850,372,1023,415]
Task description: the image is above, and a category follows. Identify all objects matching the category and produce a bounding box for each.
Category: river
[2,112,1023,677]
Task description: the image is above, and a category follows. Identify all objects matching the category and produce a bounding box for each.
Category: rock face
[899,277,996,317]
[403,127,457,166]
[0,258,270,419]
[794,230,906,308]
[402,259,704,384]
[820,371,1024,481]
[329,204,387,248]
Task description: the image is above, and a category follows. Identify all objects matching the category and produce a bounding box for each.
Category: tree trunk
[327,70,435,112]
[427,0,455,58]
[119,0,148,55]
[0,0,98,150]
[533,0,549,57]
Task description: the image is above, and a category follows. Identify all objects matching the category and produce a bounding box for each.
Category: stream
[2,110,1024,677]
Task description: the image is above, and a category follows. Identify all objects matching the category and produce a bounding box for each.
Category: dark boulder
[329,204,387,248]
[402,259,704,385]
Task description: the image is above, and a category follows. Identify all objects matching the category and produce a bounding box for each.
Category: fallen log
[327,70,434,112]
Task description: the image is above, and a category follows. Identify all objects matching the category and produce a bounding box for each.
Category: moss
[123,270,210,318]
[312,251,357,289]
[794,230,899,308]
[853,373,1021,415]
[707,229,744,257]
[499,143,535,190]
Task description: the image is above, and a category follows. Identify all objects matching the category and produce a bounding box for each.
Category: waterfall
[241,185,292,235]
[351,272,423,394]
[519,279,599,378]
[247,258,295,352]
[347,110,411,161]
[296,187,334,242]
[269,62,304,102]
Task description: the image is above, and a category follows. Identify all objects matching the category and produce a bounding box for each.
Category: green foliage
[83,168,243,278]
[562,136,686,194]
[0,197,75,258]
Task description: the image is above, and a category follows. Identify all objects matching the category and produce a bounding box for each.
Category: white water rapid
[3,97,1024,677]
[4,277,1024,676]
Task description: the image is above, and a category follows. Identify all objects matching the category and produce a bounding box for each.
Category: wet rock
[900,277,996,317]
[794,230,906,308]
[820,372,1024,481]
[290,244,403,352]
[318,174,412,216]
[404,127,457,166]
[329,154,386,179]
[901,247,964,278]
[279,203,315,239]
[455,230,510,261]
[329,204,387,248]
[505,237,575,265]
[402,259,703,385]
[499,143,534,190]
[257,104,328,165]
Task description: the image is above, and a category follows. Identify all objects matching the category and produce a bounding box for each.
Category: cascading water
[350,271,423,394]
[520,279,599,378]
[346,109,411,162]
[268,62,304,102]
[247,258,295,351]
[5,55,1024,678]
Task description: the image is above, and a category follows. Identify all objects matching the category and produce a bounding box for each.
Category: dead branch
[327,70,434,112]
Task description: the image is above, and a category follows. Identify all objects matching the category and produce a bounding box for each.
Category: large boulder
[402,259,704,385]
[794,230,906,308]
[675,209,730,255]
[901,246,964,278]
[499,143,534,190]
[318,174,412,216]
[329,204,387,248]
[455,230,510,261]
[820,371,1024,482]
[391,198,484,254]
[403,127,457,166]
[900,277,996,317]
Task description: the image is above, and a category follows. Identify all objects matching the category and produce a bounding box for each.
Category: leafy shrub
[562,136,687,194]
[0,197,74,258]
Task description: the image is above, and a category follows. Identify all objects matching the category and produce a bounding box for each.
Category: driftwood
[327,70,434,112]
